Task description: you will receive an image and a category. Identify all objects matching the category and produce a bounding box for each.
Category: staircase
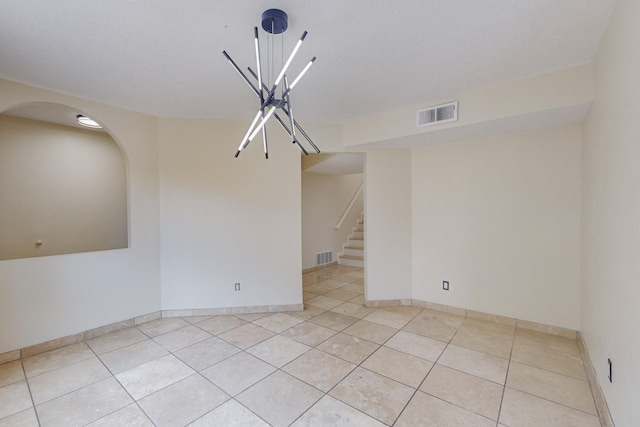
[338,214,364,268]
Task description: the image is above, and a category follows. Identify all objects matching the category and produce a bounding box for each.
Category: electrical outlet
[234,282,241,291]
[443,281,449,291]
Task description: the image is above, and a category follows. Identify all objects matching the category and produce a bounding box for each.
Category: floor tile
[291,395,386,427]
[342,319,397,344]
[322,289,362,302]
[246,335,310,368]
[86,327,148,355]
[234,313,270,322]
[506,361,596,414]
[115,354,195,400]
[287,305,325,321]
[87,403,153,426]
[395,391,495,427]
[511,341,587,380]
[98,339,168,374]
[309,311,359,331]
[384,330,447,362]
[349,295,365,304]
[174,336,240,371]
[283,349,356,392]
[35,377,131,427]
[316,279,351,290]
[29,357,111,404]
[280,322,337,347]
[402,316,459,342]
[138,374,229,427]
[196,315,247,335]
[0,408,39,427]
[0,360,24,387]
[184,315,214,324]
[418,308,465,327]
[316,333,379,364]
[189,399,269,426]
[514,329,580,357]
[0,380,32,419]
[381,306,424,317]
[421,364,503,420]
[460,317,515,337]
[329,367,414,425]
[337,282,365,293]
[305,295,344,310]
[363,310,414,329]
[137,317,190,338]
[303,291,318,301]
[450,327,514,358]
[152,324,212,352]
[236,371,323,427]
[22,342,94,378]
[303,283,337,295]
[499,387,601,427]
[6,265,606,427]
[252,313,304,333]
[330,302,376,319]
[201,352,275,396]
[438,344,509,384]
[218,324,275,349]
[362,346,433,388]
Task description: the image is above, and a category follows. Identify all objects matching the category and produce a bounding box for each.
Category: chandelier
[222,9,320,159]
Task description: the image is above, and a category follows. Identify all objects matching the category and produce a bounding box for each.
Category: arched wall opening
[0,102,129,260]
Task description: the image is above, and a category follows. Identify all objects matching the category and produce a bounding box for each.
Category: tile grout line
[19,359,42,427]
[494,323,517,427]
[87,341,158,426]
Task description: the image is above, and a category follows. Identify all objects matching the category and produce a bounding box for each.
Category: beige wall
[158,119,303,309]
[364,149,412,301]
[581,0,640,424]
[0,80,161,353]
[344,64,593,147]
[411,124,582,329]
[301,171,363,270]
[0,115,127,260]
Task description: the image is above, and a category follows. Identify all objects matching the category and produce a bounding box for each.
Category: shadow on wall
[0,103,128,260]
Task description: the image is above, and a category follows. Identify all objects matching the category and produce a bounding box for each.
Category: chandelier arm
[288,57,316,90]
[276,106,320,153]
[261,123,269,159]
[253,28,265,105]
[270,31,307,93]
[222,51,260,97]
[253,27,269,159]
[248,106,277,142]
[244,66,306,155]
[284,76,297,139]
[236,110,264,158]
[275,112,309,155]
[273,57,316,108]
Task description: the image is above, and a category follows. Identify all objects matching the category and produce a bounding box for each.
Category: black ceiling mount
[261,9,288,34]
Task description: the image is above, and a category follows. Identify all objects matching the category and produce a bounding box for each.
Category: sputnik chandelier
[223,9,320,159]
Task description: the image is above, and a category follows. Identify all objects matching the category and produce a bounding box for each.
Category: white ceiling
[0,1,615,123]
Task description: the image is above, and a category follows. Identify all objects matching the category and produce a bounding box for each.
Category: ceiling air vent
[416,101,458,128]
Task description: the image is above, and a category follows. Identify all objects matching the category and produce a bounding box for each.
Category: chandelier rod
[247,67,320,153]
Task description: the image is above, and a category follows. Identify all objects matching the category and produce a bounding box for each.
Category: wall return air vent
[416,101,458,127]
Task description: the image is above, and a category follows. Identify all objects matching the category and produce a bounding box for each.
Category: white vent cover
[416,101,458,127]
[316,251,332,266]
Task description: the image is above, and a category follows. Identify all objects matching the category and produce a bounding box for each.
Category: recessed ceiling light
[76,115,102,129]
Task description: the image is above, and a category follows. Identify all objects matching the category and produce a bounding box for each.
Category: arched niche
[0,102,129,260]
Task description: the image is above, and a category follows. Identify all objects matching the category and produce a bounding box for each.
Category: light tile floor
[0,265,602,426]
